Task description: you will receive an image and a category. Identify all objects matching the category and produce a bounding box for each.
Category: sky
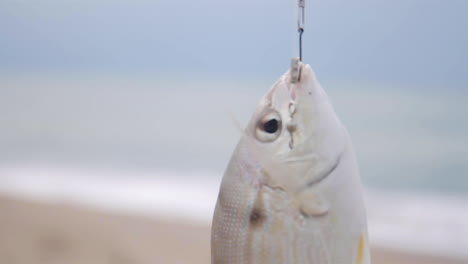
[0,1,467,197]
[1,0,467,87]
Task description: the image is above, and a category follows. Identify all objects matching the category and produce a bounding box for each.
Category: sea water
[0,74,467,258]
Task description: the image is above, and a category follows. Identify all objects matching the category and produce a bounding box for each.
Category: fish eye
[255,111,282,142]
[263,119,278,134]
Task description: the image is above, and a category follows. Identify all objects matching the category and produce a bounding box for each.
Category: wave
[0,165,466,259]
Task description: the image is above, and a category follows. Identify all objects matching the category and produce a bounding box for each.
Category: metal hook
[290,57,302,83]
[291,0,305,84]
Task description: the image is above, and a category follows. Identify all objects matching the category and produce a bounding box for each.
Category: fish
[211,61,371,264]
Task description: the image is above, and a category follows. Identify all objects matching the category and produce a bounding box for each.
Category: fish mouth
[286,61,310,101]
[286,102,297,149]
[284,64,307,150]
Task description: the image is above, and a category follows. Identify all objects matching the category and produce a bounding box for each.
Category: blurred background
[0,0,467,263]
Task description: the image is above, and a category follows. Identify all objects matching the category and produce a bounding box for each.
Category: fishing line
[298,0,305,61]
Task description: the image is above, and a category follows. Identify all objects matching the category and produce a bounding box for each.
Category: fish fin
[355,233,371,264]
[227,111,245,136]
[297,190,329,217]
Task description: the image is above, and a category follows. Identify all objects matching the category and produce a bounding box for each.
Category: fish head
[242,63,345,191]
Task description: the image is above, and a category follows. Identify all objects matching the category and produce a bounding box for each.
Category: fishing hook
[291,0,305,83]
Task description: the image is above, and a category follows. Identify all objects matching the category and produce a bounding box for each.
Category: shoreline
[0,194,466,264]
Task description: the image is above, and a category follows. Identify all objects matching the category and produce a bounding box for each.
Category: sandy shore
[0,195,464,264]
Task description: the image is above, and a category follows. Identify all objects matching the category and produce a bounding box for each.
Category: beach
[0,195,465,264]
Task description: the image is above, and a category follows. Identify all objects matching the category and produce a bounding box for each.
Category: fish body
[211,63,370,264]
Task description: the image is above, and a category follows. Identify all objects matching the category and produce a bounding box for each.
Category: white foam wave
[365,190,468,259]
[0,166,467,259]
[0,166,219,222]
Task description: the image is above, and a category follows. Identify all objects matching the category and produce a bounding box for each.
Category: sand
[0,195,464,264]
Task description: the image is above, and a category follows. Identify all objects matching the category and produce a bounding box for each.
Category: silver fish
[211,62,370,264]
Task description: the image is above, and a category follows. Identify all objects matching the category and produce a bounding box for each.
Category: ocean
[0,73,467,258]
